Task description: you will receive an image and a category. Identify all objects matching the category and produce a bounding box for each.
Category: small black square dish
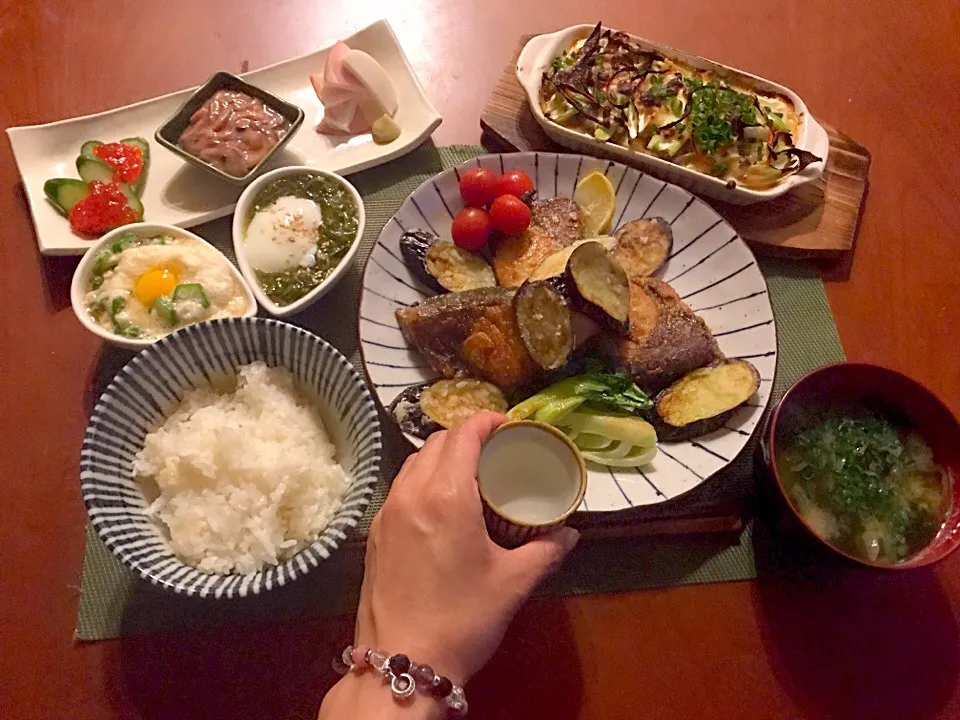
[155,71,304,185]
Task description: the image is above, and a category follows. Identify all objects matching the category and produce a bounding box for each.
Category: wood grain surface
[2,2,959,720]
[481,37,871,256]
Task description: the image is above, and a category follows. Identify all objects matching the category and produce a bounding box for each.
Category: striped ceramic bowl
[80,317,382,598]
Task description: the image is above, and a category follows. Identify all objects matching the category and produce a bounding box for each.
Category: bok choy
[508,371,657,467]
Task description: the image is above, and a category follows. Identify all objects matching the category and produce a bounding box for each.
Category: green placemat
[75,144,845,641]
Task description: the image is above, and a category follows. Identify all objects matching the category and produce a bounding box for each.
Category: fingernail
[560,527,580,551]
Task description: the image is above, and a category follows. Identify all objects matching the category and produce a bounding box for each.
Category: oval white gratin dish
[516,24,829,205]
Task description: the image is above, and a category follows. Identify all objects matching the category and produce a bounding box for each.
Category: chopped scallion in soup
[777,414,950,564]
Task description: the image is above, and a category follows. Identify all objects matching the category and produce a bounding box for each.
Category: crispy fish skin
[612,278,722,391]
[492,197,584,287]
[395,287,523,382]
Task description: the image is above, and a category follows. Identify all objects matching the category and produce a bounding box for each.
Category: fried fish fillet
[612,278,722,391]
[492,197,584,287]
[395,287,536,388]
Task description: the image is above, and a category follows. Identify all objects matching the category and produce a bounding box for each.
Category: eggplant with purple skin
[613,218,673,279]
[514,280,575,371]
[566,241,631,334]
[520,237,629,339]
[389,379,508,440]
[399,229,496,293]
[652,359,761,441]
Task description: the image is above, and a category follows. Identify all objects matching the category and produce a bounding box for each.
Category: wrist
[321,670,446,720]
[371,636,468,686]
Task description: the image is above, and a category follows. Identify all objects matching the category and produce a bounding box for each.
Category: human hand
[354,412,580,684]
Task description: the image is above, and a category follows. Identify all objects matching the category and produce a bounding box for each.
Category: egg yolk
[134,266,179,306]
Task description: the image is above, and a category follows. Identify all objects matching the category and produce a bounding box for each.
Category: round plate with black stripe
[358,152,776,511]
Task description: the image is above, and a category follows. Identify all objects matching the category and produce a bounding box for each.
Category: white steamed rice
[133,361,348,574]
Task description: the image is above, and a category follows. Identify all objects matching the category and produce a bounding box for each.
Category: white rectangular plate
[7,19,441,256]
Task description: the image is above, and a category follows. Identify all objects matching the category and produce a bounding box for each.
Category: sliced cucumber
[43,178,90,215]
[120,137,150,196]
[117,182,144,220]
[76,155,115,184]
[119,137,149,158]
[80,140,104,158]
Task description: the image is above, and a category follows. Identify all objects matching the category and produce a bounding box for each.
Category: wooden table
[2,2,959,718]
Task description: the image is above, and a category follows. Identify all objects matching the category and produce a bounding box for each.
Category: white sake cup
[478,421,587,548]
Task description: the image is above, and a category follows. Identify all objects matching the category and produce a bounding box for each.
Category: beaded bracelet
[335,645,468,715]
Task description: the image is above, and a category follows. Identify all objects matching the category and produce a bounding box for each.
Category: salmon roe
[68,182,138,238]
[93,142,143,184]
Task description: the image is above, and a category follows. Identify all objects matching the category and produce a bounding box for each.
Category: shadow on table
[749,506,959,720]
[105,549,364,720]
[748,458,960,720]
[85,343,139,414]
[105,565,584,720]
[539,529,742,597]
[14,182,79,314]
[108,613,353,720]
[462,600,584,720]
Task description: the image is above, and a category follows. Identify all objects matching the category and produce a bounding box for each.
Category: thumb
[502,527,580,598]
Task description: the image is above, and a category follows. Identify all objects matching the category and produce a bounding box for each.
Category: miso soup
[777,413,950,564]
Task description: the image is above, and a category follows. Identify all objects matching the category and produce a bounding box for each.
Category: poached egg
[245,196,323,273]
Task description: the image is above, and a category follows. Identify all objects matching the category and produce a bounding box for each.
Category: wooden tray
[481,37,871,258]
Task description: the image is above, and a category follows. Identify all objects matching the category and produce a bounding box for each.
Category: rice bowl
[80,317,382,598]
[135,362,349,575]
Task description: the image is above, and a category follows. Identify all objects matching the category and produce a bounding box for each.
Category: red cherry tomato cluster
[451,168,534,250]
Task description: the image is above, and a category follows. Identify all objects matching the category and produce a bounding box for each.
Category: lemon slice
[574,171,616,236]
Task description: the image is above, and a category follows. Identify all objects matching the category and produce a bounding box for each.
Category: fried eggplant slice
[514,280,574,370]
[421,379,508,429]
[492,197,584,287]
[612,278,722,391]
[396,288,516,379]
[613,218,673,279]
[654,359,761,440]
[389,379,509,440]
[425,240,496,292]
[399,229,444,292]
[389,383,442,439]
[399,230,496,293]
[567,241,631,333]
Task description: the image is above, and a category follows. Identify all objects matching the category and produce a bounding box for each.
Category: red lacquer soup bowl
[766,362,960,569]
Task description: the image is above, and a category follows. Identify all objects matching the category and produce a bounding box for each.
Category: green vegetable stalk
[508,372,658,468]
[508,371,653,421]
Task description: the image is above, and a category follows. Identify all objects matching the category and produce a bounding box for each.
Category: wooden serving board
[481,37,871,257]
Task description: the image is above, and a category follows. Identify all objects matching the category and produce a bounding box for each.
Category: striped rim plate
[358,152,776,512]
[80,317,382,598]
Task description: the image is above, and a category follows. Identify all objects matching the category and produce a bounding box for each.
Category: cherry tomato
[458,167,499,208]
[451,207,493,250]
[489,195,532,235]
[494,169,534,199]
